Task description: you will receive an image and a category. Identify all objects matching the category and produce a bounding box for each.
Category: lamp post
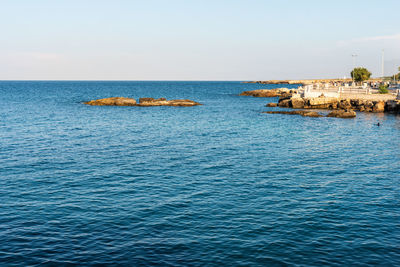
[352,54,357,86]
[381,49,385,80]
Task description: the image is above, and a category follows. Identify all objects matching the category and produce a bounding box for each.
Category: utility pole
[352,54,357,83]
[381,49,385,80]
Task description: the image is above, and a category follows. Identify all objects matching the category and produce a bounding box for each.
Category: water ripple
[0,81,399,266]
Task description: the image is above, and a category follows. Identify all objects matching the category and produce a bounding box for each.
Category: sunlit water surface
[0,81,399,266]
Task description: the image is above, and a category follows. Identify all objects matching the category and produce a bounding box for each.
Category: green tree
[378,84,389,94]
[392,66,400,81]
[351,67,372,82]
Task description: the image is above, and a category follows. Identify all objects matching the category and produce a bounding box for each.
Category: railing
[300,85,380,94]
[299,85,400,99]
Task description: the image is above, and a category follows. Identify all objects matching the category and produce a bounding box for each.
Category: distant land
[243,78,385,85]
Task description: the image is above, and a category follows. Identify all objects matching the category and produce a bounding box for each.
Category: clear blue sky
[0,0,399,80]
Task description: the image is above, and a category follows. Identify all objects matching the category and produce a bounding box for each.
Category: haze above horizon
[1,0,399,81]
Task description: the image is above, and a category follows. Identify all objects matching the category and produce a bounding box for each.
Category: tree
[397,67,400,80]
[351,67,372,82]
[378,84,389,94]
[392,66,400,81]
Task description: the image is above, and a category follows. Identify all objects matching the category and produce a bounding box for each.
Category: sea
[0,81,399,266]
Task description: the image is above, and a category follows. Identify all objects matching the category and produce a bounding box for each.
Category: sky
[0,0,399,80]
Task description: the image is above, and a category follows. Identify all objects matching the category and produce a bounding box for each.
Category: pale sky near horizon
[0,0,399,80]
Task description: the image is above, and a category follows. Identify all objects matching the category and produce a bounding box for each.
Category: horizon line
[0,79,251,82]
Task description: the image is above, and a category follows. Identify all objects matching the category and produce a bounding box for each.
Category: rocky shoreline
[240,88,400,118]
[84,97,202,107]
[276,94,400,113]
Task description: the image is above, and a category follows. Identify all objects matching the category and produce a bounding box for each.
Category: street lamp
[381,49,385,80]
[352,54,358,85]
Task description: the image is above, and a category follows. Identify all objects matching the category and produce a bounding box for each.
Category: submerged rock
[263,110,323,117]
[266,103,278,107]
[326,109,356,118]
[84,97,202,107]
[264,109,357,118]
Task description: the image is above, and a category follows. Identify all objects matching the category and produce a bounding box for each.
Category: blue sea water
[0,81,399,266]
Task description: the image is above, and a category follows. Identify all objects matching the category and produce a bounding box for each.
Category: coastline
[243,78,387,85]
[240,86,400,115]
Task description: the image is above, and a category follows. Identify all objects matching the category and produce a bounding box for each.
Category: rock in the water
[263,110,323,117]
[291,98,305,109]
[278,99,291,108]
[372,101,385,113]
[386,100,400,113]
[84,97,201,107]
[302,111,323,117]
[240,88,296,98]
[307,97,339,109]
[266,103,278,107]
[326,109,356,118]
[338,99,352,110]
[138,98,201,106]
[84,97,137,106]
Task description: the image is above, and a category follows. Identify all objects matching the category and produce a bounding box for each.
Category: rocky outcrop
[344,99,384,112]
[278,98,291,108]
[137,98,201,107]
[266,103,278,107]
[279,96,339,109]
[85,97,137,106]
[276,95,398,113]
[264,109,356,118]
[307,97,339,109]
[240,88,297,98]
[291,98,305,109]
[84,97,201,107]
[243,80,291,84]
[386,100,400,113]
[326,109,356,118]
[263,110,323,117]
